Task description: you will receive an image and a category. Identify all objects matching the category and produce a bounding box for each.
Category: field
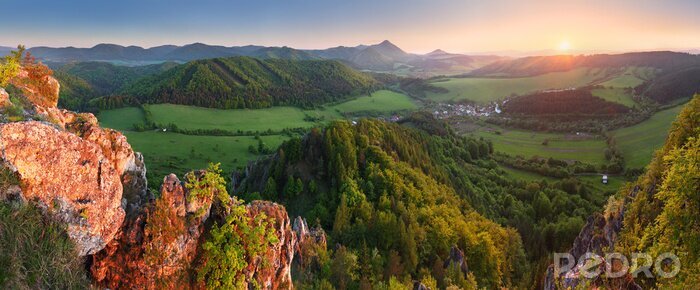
[612,104,685,168]
[469,127,608,165]
[98,89,417,185]
[145,104,337,132]
[590,87,637,107]
[98,107,144,131]
[426,67,615,103]
[599,66,656,88]
[119,131,286,182]
[500,166,629,194]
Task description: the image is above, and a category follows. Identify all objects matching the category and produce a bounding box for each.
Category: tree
[331,246,358,290]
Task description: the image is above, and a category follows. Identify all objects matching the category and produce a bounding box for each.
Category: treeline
[122,57,381,109]
[234,114,608,288]
[489,90,658,133]
[371,72,448,99]
[503,89,629,118]
[493,154,597,178]
[635,65,700,104]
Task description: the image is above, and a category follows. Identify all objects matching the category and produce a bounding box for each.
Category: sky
[1,0,699,54]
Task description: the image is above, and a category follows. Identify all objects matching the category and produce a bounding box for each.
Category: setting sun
[558,40,571,51]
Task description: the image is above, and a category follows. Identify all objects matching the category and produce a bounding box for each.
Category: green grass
[97,106,145,131]
[119,130,288,183]
[469,126,608,165]
[144,104,337,132]
[590,87,637,107]
[328,90,417,113]
[599,67,655,88]
[501,165,630,194]
[612,104,685,169]
[427,67,615,103]
[0,202,89,289]
[97,90,415,187]
[578,175,630,193]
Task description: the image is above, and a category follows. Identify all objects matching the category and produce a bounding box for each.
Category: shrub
[0,202,89,289]
[196,200,279,289]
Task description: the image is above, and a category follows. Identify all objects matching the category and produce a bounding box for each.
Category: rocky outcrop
[0,88,10,108]
[246,201,297,289]
[0,121,125,256]
[543,193,641,290]
[10,67,60,108]
[91,179,300,289]
[293,216,327,263]
[0,65,142,256]
[444,245,469,275]
[91,174,212,289]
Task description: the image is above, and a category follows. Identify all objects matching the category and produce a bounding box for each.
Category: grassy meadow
[145,104,336,131]
[599,66,655,88]
[426,67,614,103]
[470,127,608,165]
[590,87,637,107]
[98,89,417,185]
[612,104,685,168]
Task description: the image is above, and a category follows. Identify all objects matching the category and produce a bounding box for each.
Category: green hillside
[237,115,610,288]
[612,104,685,168]
[54,61,177,110]
[123,56,380,109]
[426,67,612,103]
[471,127,608,165]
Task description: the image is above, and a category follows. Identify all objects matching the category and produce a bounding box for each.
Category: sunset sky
[2,0,699,54]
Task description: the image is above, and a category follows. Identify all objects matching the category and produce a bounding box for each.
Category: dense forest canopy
[234,113,610,288]
[503,89,630,118]
[122,57,380,109]
[616,94,700,288]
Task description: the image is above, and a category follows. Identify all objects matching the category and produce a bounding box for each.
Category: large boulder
[0,121,125,255]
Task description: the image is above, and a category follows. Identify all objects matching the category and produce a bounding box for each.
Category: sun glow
[558,41,571,52]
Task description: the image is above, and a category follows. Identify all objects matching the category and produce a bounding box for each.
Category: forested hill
[472,51,700,77]
[122,56,380,109]
[234,113,609,288]
[616,94,700,287]
[547,95,700,288]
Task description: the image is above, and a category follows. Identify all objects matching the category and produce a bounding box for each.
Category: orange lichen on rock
[0,121,125,255]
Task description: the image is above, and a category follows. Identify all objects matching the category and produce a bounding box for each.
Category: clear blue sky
[1,0,699,53]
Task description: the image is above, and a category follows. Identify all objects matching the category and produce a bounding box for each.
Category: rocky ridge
[0,63,321,288]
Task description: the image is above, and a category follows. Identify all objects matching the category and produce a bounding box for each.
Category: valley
[2,38,699,289]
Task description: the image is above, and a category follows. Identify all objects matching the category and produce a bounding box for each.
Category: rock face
[91,177,300,289]
[246,201,298,290]
[0,66,141,256]
[11,67,60,108]
[444,245,469,275]
[543,193,641,290]
[293,216,327,258]
[0,88,10,108]
[0,121,126,256]
[91,174,211,289]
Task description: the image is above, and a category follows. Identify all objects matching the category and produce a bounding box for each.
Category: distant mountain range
[10,41,506,76]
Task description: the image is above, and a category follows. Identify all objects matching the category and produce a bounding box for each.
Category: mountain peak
[427,49,448,56]
[368,40,407,59]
